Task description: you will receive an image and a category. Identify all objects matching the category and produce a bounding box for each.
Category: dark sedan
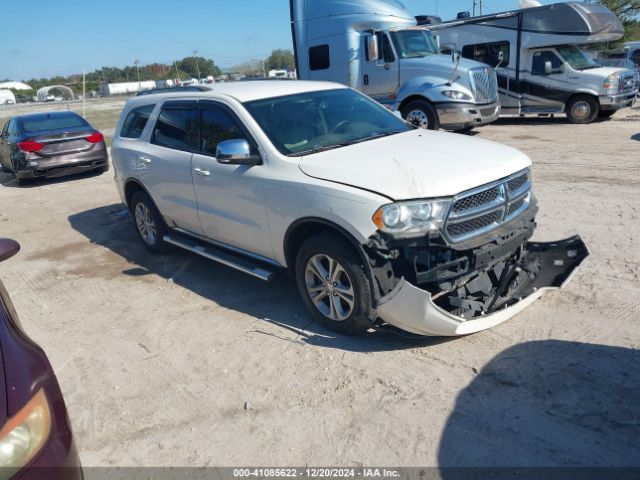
[0,239,82,479]
[0,111,109,186]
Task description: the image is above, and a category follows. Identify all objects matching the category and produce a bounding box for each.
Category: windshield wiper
[288,131,405,157]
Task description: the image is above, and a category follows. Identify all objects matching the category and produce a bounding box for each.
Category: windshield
[556,45,600,70]
[20,113,88,133]
[390,29,440,59]
[243,89,411,156]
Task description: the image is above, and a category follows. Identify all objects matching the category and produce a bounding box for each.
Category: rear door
[191,100,273,258]
[138,100,204,235]
[523,49,570,112]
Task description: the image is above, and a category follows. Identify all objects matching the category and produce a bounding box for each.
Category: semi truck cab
[290,0,500,131]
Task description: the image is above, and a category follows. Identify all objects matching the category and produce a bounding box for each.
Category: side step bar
[163,234,275,282]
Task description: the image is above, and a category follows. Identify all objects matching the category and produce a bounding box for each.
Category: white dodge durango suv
[112,81,588,336]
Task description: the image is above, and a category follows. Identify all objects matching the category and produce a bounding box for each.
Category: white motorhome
[290,0,501,131]
[431,2,637,123]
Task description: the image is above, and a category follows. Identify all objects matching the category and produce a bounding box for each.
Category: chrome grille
[469,67,498,104]
[445,169,532,242]
[621,73,636,93]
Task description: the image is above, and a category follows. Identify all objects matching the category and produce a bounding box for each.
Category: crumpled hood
[298,129,531,201]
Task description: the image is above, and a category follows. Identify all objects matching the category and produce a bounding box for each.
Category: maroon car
[0,239,82,479]
[0,111,108,186]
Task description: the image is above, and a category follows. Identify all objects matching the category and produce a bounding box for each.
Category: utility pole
[193,50,201,81]
[82,69,86,118]
[174,61,181,84]
[135,59,141,90]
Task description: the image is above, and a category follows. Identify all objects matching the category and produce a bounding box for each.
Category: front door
[523,49,570,112]
[138,100,203,234]
[361,32,400,101]
[191,101,273,259]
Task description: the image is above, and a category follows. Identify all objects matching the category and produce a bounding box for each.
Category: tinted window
[121,104,156,139]
[152,104,196,151]
[462,42,510,67]
[631,49,640,67]
[532,51,563,75]
[199,106,250,156]
[21,113,88,133]
[309,45,330,71]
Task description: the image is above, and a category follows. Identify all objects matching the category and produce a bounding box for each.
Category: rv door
[524,49,570,112]
[361,31,400,100]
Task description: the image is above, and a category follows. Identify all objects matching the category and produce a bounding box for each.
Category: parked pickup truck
[112,81,588,337]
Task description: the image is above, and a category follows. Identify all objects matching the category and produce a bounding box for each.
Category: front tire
[295,234,373,335]
[130,190,173,254]
[401,100,440,130]
[566,95,598,124]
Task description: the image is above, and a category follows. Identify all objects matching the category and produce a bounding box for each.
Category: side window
[379,33,395,63]
[631,49,640,68]
[151,103,197,151]
[199,106,252,157]
[309,44,330,71]
[121,104,156,139]
[531,51,563,75]
[462,42,510,67]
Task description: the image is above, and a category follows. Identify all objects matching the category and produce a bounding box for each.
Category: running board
[163,234,275,282]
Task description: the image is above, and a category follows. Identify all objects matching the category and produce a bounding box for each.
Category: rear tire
[566,95,598,124]
[401,100,440,130]
[295,234,373,335]
[129,191,173,254]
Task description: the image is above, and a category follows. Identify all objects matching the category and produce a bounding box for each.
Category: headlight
[442,90,473,101]
[0,389,51,471]
[604,73,620,95]
[372,200,451,236]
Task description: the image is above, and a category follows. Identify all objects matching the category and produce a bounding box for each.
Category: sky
[0,0,553,81]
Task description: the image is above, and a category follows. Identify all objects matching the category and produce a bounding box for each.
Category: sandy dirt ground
[0,99,639,469]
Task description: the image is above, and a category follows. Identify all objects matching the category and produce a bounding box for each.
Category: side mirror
[0,239,20,263]
[452,50,461,64]
[544,61,553,75]
[216,139,262,166]
[367,35,380,62]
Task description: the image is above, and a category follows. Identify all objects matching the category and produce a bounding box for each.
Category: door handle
[139,156,152,164]
[193,167,210,176]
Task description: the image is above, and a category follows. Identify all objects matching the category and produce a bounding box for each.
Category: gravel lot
[0,99,639,468]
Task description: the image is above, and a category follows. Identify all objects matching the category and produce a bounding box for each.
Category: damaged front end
[366,193,589,337]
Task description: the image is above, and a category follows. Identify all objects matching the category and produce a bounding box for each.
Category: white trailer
[431,2,637,123]
[104,81,156,96]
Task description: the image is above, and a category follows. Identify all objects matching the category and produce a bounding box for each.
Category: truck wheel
[401,100,440,130]
[295,234,373,335]
[566,95,598,124]
[130,191,173,254]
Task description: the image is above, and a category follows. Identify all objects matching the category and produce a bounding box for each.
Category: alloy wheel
[304,254,355,322]
[134,203,157,245]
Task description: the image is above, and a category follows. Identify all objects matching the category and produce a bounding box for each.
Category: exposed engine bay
[366,202,589,321]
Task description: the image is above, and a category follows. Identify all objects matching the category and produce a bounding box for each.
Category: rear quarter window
[120,104,156,139]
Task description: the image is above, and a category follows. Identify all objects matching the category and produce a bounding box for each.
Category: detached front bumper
[376,236,589,336]
[436,100,500,130]
[599,91,637,111]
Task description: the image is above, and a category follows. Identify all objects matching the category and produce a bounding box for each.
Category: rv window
[309,45,330,71]
[461,42,510,67]
[556,45,599,71]
[630,50,640,67]
[531,51,563,75]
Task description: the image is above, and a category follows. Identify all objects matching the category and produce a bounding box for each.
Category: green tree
[177,56,221,79]
[265,49,295,71]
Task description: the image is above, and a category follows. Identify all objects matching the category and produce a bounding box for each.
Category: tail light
[16,141,44,153]
[85,132,104,144]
